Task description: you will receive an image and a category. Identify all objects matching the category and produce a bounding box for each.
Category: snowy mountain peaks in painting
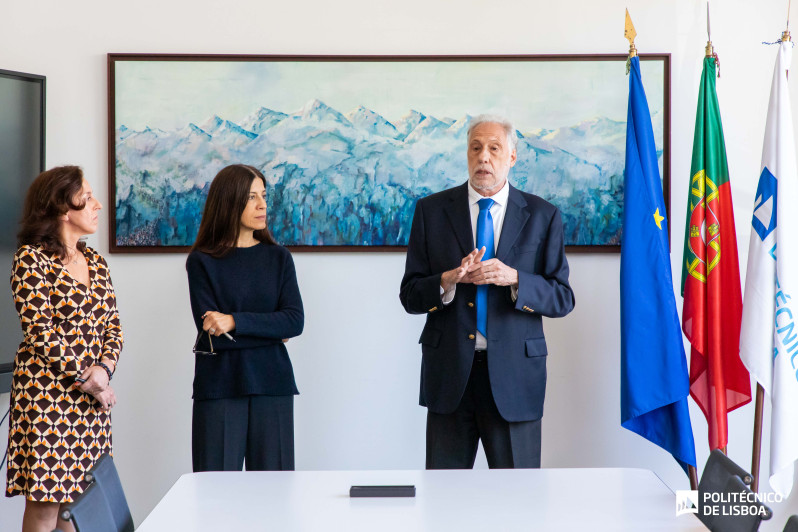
[115,100,656,247]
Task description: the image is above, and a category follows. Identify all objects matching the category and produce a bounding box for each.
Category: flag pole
[751,384,765,492]
[706,1,720,79]
[705,5,733,461]
[625,10,698,490]
[707,0,711,46]
[704,4,731,459]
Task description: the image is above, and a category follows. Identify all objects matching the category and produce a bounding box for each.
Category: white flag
[740,40,798,498]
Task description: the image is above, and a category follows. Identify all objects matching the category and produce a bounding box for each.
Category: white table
[136,468,706,531]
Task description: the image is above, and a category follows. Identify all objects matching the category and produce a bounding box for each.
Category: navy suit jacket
[400,182,575,422]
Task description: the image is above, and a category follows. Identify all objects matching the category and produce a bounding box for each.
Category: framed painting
[108,54,669,253]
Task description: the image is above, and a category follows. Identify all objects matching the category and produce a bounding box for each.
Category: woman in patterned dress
[5,166,123,532]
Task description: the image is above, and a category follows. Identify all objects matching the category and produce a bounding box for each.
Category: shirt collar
[467,179,510,208]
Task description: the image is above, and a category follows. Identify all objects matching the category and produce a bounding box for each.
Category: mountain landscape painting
[110,56,667,250]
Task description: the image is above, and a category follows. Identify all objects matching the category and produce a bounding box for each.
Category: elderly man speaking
[400,114,575,469]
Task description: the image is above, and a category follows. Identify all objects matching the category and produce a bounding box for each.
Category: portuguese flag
[681,57,751,451]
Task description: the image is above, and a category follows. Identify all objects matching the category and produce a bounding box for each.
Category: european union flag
[621,56,696,472]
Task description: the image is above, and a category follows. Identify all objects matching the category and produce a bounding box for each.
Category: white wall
[1,0,797,530]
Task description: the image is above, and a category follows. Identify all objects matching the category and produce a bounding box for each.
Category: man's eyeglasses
[193,330,217,356]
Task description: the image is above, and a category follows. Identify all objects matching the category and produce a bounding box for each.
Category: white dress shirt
[441,180,516,350]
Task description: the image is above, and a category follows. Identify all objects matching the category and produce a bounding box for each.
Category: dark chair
[697,449,772,532]
[60,453,134,532]
[85,453,134,532]
[60,482,117,532]
[784,515,798,532]
[710,475,772,532]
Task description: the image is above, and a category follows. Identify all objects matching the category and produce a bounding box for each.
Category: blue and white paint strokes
[113,61,664,248]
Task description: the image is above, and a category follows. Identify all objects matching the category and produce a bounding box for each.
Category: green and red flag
[681,56,751,451]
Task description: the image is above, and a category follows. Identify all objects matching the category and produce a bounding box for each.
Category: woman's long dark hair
[18,165,87,259]
[191,164,277,257]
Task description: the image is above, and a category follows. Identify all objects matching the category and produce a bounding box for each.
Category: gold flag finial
[625,9,637,58]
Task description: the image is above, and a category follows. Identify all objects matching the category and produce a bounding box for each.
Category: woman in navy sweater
[186,164,304,472]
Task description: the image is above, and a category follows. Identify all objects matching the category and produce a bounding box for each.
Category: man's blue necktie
[476,198,495,338]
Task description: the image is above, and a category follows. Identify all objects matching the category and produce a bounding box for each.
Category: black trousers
[192,395,295,472]
[426,351,541,469]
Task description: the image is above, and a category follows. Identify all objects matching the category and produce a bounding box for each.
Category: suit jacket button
[467,302,474,308]
[468,334,475,340]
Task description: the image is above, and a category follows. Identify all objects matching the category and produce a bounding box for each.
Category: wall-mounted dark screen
[0,69,45,393]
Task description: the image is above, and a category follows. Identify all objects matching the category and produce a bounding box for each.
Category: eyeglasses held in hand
[193,330,217,356]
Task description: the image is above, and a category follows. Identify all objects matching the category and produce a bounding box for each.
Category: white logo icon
[676,490,699,516]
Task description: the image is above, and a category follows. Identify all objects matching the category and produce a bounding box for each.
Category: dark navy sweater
[186,243,304,400]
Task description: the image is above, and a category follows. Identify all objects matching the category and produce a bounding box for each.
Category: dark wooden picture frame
[108,53,670,253]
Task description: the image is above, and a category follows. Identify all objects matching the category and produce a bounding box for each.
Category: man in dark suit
[400,115,575,469]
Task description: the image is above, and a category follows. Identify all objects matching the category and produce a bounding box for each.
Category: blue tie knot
[478,198,495,212]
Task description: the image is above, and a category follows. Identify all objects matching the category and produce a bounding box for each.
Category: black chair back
[697,450,772,532]
[709,475,772,532]
[60,453,134,532]
[86,453,134,532]
[60,482,117,532]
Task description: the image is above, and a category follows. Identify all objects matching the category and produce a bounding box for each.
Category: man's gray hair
[467,114,518,150]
